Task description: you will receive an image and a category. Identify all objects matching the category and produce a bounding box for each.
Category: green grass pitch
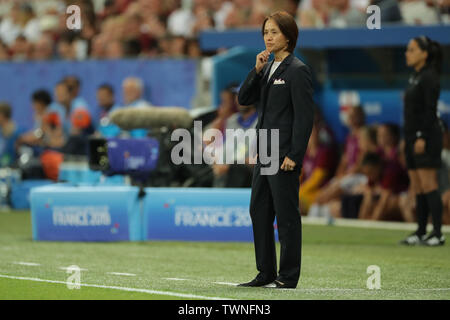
[0,210,449,300]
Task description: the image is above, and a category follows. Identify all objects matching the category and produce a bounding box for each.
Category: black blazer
[238,53,314,167]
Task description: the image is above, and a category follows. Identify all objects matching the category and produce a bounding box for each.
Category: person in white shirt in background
[0,2,41,47]
[122,77,152,108]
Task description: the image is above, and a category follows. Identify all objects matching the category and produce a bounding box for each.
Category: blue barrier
[30,186,268,242]
[143,188,254,242]
[11,179,54,209]
[30,185,141,241]
[0,59,197,130]
[200,25,450,51]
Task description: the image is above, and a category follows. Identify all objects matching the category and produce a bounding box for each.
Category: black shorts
[404,126,442,170]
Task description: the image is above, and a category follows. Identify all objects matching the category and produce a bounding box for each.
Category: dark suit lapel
[262,60,274,84]
[257,54,294,130]
[267,53,294,85]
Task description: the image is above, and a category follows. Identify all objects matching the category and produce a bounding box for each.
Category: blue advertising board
[30,185,141,241]
[143,188,255,242]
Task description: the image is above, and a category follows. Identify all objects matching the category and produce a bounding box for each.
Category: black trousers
[249,162,302,286]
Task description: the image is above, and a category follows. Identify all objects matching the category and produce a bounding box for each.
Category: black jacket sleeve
[238,67,263,106]
[286,65,314,165]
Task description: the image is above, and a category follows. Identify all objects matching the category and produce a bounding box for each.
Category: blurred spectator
[297,0,329,28]
[309,124,376,217]
[53,80,74,137]
[53,79,92,138]
[400,0,440,25]
[370,0,402,23]
[223,0,253,28]
[248,0,271,27]
[96,83,119,124]
[0,102,23,167]
[98,0,120,22]
[10,35,32,61]
[121,13,154,57]
[192,3,215,34]
[284,0,302,17]
[377,122,402,162]
[64,76,90,114]
[0,40,9,60]
[0,2,41,46]
[18,89,54,148]
[300,0,370,12]
[186,38,202,58]
[356,152,407,220]
[328,0,366,27]
[57,31,77,60]
[156,34,173,56]
[204,83,239,142]
[212,0,234,31]
[170,35,188,57]
[90,34,108,59]
[105,40,125,59]
[122,77,151,107]
[212,91,258,188]
[167,0,196,37]
[438,0,450,23]
[336,105,366,177]
[299,113,338,213]
[32,34,55,60]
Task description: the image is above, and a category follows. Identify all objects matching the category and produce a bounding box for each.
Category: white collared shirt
[268,61,282,82]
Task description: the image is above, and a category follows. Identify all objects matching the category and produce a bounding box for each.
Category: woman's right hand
[255,50,270,74]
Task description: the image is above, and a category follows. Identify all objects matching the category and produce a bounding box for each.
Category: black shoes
[399,231,445,246]
[264,279,297,289]
[237,275,276,287]
[421,232,445,246]
[238,276,297,289]
[399,231,425,246]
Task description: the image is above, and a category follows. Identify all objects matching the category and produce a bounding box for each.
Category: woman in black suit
[237,11,314,288]
[400,36,445,246]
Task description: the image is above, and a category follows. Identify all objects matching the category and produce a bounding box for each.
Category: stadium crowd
[0,1,449,224]
[0,0,449,61]
[0,74,450,225]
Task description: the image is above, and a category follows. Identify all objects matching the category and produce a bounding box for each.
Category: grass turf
[0,210,449,300]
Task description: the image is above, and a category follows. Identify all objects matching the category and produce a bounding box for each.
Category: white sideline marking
[0,274,231,300]
[213,282,238,286]
[212,282,450,292]
[107,272,137,277]
[59,267,88,271]
[12,262,41,266]
[163,277,190,281]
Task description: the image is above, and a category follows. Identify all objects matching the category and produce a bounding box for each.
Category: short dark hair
[32,89,52,106]
[64,75,81,93]
[98,83,114,94]
[0,102,12,119]
[261,11,298,53]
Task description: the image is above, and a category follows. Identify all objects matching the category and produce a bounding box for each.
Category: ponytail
[427,40,443,75]
[414,36,443,75]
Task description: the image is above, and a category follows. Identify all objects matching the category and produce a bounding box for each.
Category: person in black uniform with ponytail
[400,36,445,246]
